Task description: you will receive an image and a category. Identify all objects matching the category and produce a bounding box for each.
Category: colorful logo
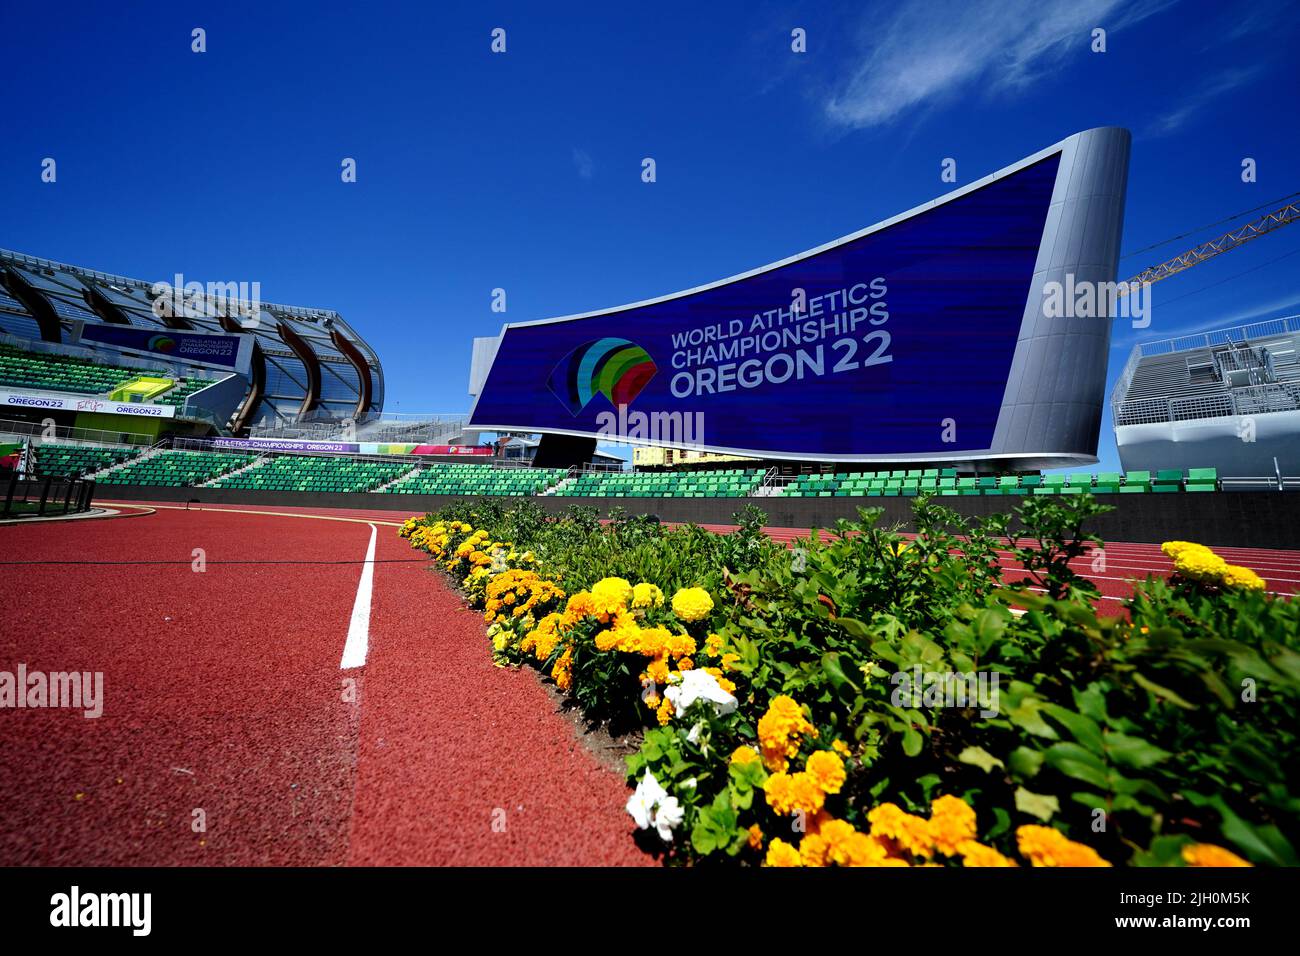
[547,337,657,415]
[147,335,177,353]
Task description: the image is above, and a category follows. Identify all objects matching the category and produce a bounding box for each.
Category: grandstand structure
[1112,316,1300,479]
[0,247,385,434]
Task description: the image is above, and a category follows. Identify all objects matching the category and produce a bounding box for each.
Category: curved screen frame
[468,127,1130,469]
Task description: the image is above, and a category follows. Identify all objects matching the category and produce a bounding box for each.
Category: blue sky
[2,0,1298,471]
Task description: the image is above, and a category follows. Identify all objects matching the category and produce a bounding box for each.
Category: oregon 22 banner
[469,152,1062,459]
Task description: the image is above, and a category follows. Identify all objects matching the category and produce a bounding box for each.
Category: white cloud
[825,0,1173,129]
[1146,66,1263,137]
[572,147,595,180]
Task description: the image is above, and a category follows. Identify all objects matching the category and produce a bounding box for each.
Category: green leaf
[1014,786,1059,821]
[821,652,860,694]
[1008,746,1044,779]
[957,746,1004,774]
[1132,672,1197,710]
[1103,732,1171,770]
[1043,742,1110,789]
[902,728,924,757]
[1043,704,1105,754]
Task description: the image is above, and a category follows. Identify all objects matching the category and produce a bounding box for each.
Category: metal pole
[37,476,52,516]
[1275,456,1283,492]
[2,471,15,518]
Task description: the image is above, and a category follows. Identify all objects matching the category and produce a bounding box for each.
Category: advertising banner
[468,153,1064,460]
[209,437,493,456]
[0,389,176,419]
[72,322,246,371]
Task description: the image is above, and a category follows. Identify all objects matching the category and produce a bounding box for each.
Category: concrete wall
[94,484,1300,550]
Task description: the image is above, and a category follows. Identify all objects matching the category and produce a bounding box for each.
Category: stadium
[2,0,1298,926]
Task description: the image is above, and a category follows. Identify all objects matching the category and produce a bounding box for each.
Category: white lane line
[340,523,378,670]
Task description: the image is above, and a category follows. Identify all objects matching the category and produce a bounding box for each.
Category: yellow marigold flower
[747,824,763,851]
[646,656,670,685]
[643,692,661,710]
[1182,843,1252,867]
[707,665,738,697]
[564,591,596,623]
[764,838,802,867]
[591,577,633,618]
[730,745,761,766]
[957,840,1017,867]
[671,586,714,623]
[551,645,574,692]
[655,696,674,726]
[631,582,664,608]
[799,832,829,867]
[677,657,694,671]
[594,628,620,652]
[1222,565,1266,591]
[763,771,826,817]
[868,803,935,859]
[1015,825,1111,867]
[831,739,851,757]
[702,633,724,657]
[805,750,847,795]
[719,652,741,672]
[757,695,815,772]
[929,795,978,856]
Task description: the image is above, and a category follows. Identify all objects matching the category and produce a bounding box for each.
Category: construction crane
[1117,196,1300,295]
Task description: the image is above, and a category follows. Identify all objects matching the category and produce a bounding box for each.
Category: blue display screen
[469,153,1060,458]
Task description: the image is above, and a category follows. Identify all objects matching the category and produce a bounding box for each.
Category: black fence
[1,474,96,519]
[93,483,1300,550]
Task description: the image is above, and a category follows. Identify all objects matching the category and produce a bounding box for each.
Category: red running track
[0,504,646,866]
[4,500,1294,866]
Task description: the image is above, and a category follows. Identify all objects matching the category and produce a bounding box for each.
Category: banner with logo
[0,389,176,418]
[209,437,493,456]
[71,322,246,371]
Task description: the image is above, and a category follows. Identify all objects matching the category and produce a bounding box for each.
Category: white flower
[664,669,738,719]
[653,796,684,842]
[625,769,683,842]
[626,769,667,831]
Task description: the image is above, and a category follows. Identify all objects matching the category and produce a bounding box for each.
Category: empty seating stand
[209,455,414,493]
[381,464,564,496]
[555,468,764,497]
[782,468,954,497]
[781,467,1217,496]
[97,451,254,487]
[29,443,142,478]
[0,343,210,406]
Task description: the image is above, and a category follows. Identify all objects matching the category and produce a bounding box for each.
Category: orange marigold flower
[730,745,761,766]
[763,771,825,817]
[764,838,802,867]
[957,840,1017,867]
[805,750,847,795]
[1181,843,1252,867]
[928,795,977,856]
[757,695,815,772]
[1015,825,1111,867]
[747,824,763,851]
[867,803,935,859]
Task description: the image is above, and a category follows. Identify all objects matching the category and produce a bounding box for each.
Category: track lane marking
[340,523,378,670]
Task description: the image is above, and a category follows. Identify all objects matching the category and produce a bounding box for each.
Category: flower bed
[400,496,1297,867]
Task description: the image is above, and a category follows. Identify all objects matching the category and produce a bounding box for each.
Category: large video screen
[469,153,1060,459]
